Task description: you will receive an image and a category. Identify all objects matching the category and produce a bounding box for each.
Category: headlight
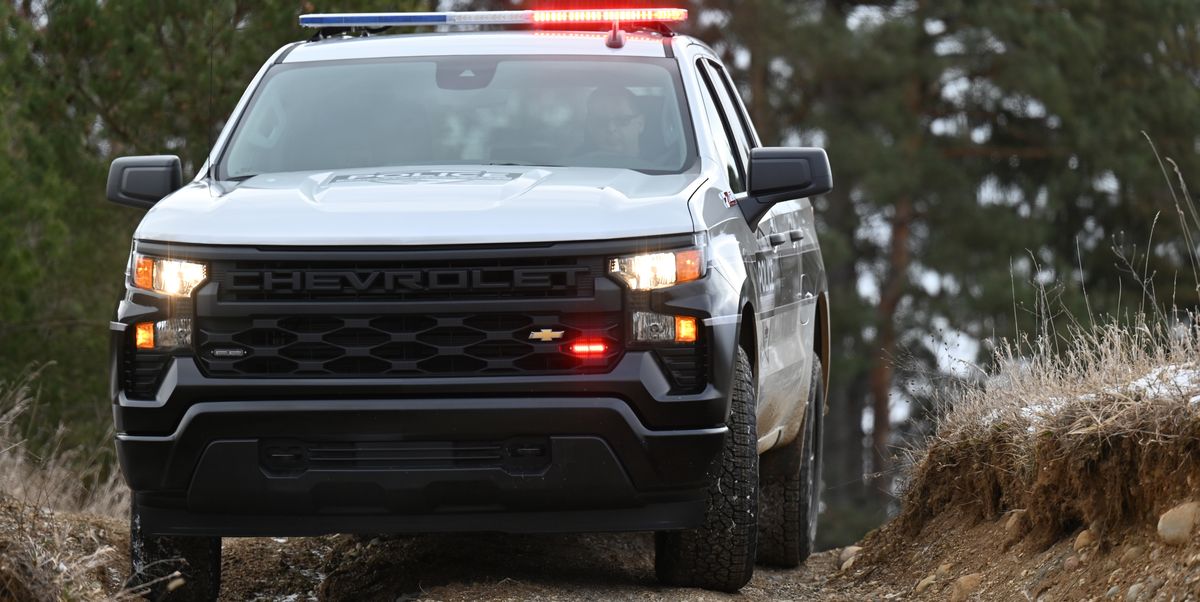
[130,254,208,297]
[608,248,703,290]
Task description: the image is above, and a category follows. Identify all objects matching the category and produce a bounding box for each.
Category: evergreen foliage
[0,1,427,448]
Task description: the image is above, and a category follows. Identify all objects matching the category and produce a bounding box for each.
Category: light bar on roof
[531,8,688,24]
[298,9,688,29]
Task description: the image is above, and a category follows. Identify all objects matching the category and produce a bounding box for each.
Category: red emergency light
[531,8,688,24]
[568,339,611,358]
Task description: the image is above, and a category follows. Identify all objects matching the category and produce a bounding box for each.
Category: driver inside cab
[580,86,646,162]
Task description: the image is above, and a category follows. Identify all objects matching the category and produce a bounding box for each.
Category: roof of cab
[283,30,674,63]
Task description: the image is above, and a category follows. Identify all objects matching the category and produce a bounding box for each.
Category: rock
[1005,510,1026,536]
[1074,529,1096,551]
[914,575,936,593]
[839,545,862,566]
[949,573,982,602]
[1064,556,1080,571]
[936,562,954,577]
[1125,582,1143,602]
[1106,585,1120,598]
[1157,502,1199,545]
[1121,546,1143,562]
[841,556,856,571]
[1143,576,1165,596]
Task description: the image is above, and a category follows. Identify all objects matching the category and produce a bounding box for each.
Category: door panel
[756,202,806,433]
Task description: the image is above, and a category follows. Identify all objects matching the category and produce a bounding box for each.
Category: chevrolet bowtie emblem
[528,329,565,342]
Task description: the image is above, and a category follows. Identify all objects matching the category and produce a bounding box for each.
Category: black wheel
[655,346,758,593]
[127,498,222,601]
[757,357,825,567]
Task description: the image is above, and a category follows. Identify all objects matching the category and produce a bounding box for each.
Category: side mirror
[740,147,833,224]
[106,155,183,209]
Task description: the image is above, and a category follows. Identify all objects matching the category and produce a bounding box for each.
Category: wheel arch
[814,291,830,393]
[736,299,757,379]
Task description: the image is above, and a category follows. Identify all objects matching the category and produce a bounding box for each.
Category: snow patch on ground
[1118,364,1200,402]
[982,364,1200,430]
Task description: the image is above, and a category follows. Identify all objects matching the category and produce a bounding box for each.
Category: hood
[134,166,700,246]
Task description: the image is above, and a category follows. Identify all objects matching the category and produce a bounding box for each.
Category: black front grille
[212,257,604,302]
[196,312,622,378]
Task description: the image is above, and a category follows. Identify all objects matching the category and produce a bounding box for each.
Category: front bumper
[120,395,724,536]
[111,238,744,537]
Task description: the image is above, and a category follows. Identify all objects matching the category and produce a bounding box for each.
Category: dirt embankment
[840,326,1200,600]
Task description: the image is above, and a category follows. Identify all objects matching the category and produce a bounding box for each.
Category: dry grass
[0,365,130,600]
[897,317,1200,544]
[0,366,126,518]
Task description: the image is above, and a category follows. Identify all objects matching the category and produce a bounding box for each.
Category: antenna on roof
[605,19,626,49]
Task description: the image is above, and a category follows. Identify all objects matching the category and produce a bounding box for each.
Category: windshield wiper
[485,162,565,168]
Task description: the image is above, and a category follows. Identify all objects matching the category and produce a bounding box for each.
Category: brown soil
[0,500,873,601]
[8,498,1200,600]
[219,532,865,601]
[842,506,1200,600]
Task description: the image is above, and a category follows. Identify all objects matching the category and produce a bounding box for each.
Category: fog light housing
[133,318,192,350]
[633,312,699,344]
[155,318,193,349]
[633,311,675,342]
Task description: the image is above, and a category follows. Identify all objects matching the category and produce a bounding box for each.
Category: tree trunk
[868,196,913,500]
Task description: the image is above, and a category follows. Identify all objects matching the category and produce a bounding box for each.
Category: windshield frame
[214,54,700,180]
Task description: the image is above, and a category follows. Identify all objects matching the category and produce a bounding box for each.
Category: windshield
[220,55,696,178]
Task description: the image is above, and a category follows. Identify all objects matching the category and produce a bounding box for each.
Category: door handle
[768,230,804,247]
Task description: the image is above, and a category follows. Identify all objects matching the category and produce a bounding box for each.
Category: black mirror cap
[741,147,833,224]
[106,155,183,209]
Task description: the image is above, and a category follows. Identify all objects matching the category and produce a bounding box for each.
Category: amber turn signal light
[675,316,698,343]
[134,256,154,290]
[675,250,702,283]
[134,322,155,350]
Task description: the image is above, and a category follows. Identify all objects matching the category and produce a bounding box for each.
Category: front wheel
[655,346,758,593]
[127,498,222,601]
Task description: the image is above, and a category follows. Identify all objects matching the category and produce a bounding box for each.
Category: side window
[707,60,760,149]
[702,60,754,179]
[695,60,746,193]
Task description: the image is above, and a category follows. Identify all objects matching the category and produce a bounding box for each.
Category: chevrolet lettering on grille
[224,267,589,293]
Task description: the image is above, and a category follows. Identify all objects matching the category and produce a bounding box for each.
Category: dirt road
[219,532,863,601]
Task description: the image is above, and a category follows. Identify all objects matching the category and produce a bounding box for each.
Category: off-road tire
[127,498,222,601]
[655,346,758,593]
[756,358,825,567]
